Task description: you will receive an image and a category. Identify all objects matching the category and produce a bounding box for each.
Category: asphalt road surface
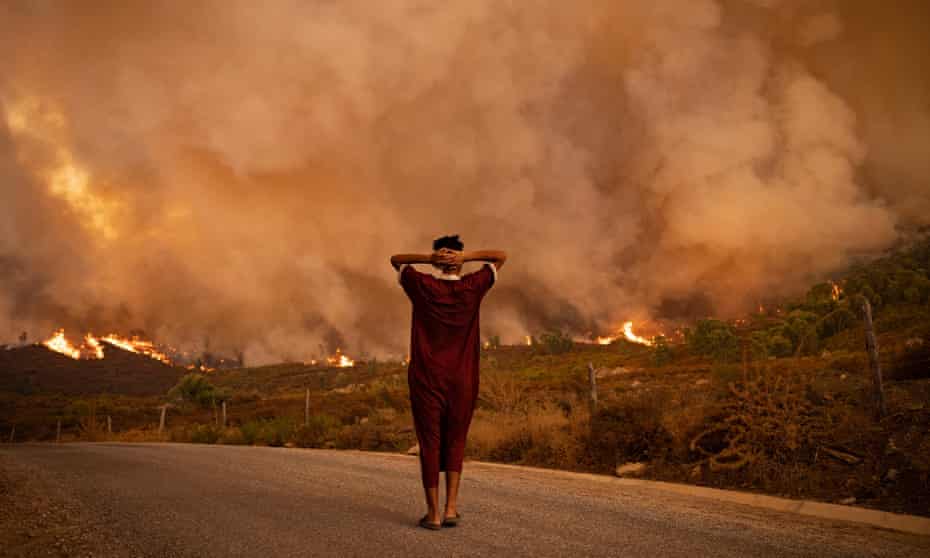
[1,443,927,557]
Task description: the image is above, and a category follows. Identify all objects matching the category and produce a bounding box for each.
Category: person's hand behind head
[436,249,464,266]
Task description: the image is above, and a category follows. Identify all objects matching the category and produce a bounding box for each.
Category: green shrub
[685,320,739,362]
[168,373,228,407]
[536,331,574,355]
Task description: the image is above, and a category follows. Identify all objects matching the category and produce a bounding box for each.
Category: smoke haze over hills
[1,0,928,363]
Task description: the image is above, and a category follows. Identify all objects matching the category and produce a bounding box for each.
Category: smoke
[0,0,927,363]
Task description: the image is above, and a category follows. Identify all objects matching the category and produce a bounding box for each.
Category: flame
[40,329,173,364]
[326,348,355,368]
[830,281,843,301]
[594,321,656,346]
[623,321,655,346]
[84,334,104,359]
[43,330,82,359]
[525,335,533,346]
[100,334,171,364]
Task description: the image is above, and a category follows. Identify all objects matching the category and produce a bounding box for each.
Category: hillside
[0,343,185,396]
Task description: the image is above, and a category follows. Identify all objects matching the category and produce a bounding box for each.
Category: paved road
[1,443,927,557]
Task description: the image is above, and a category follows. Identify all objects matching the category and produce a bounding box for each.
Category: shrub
[189,424,221,444]
[685,320,739,362]
[767,334,794,358]
[588,390,673,470]
[689,364,826,491]
[334,422,401,451]
[294,413,341,447]
[467,404,585,469]
[478,369,528,413]
[653,336,673,366]
[240,417,296,446]
[219,427,245,445]
[536,331,574,355]
[168,373,228,407]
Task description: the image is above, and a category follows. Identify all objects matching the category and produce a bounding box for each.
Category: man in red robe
[391,235,507,530]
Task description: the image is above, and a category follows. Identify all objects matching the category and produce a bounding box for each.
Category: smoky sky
[0,0,928,363]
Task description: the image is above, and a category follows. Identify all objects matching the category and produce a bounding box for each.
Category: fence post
[213,398,218,427]
[8,425,14,443]
[56,419,61,443]
[305,388,310,427]
[587,362,598,413]
[861,298,887,417]
[158,405,168,434]
[221,401,227,428]
[107,415,112,435]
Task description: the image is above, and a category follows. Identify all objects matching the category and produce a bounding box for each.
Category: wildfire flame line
[595,321,656,347]
[41,330,171,364]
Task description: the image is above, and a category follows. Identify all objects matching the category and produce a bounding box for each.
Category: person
[390,235,507,530]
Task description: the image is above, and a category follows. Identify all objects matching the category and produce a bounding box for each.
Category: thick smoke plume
[0,0,927,363]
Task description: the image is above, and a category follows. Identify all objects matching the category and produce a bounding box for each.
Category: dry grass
[467,401,589,469]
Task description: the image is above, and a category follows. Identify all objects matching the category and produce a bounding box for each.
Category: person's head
[433,234,464,275]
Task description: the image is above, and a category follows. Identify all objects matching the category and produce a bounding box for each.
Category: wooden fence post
[56,419,61,443]
[861,298,887,417]
[221,401,227,428]
[8,425,14,443]
[305,388,310,427]
[587,362,598,413]
[158,405,168,434]
[107,415,112,435]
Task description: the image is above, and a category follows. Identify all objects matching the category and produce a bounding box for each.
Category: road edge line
[463,459,930,536]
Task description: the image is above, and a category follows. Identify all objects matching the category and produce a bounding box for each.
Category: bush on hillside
[536,331,575,355]
[685,320,739,362]
[168,373,228,407]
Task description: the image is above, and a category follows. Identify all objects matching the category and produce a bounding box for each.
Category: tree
[168,373,227,407]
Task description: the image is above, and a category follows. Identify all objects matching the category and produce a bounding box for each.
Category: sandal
[442,512,462,527]
[418,515,442,531]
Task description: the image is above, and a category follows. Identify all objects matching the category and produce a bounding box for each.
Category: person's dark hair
[433,234,464,252]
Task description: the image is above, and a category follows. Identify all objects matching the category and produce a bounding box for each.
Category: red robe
[400,263,496,488]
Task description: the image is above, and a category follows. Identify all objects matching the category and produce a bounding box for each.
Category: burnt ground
[0,345,184,396]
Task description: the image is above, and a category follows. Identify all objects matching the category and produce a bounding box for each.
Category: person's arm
[390,253,441,270]
[438,249,508,270]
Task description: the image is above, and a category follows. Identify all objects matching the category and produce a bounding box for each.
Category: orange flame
[623,321,655,346]
[594,321,656,346]
[84,334,104,359]
[326,348,355,368]
[830,281,843,301]
[40,329,173,364]
[43,330,82,359]
[100,334,171,364]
